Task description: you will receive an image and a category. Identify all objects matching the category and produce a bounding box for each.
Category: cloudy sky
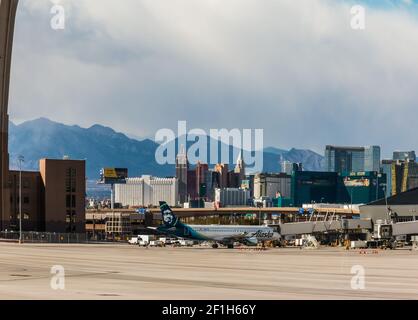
[8,0,418,157]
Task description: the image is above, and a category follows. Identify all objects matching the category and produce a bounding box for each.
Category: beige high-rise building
[40,159,86,233]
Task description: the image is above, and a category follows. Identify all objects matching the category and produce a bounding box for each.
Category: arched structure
[0,0,18,229]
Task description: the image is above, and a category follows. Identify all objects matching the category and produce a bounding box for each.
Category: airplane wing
[219,233,249,242]
[148,226,177,233]
[218,232,259,246]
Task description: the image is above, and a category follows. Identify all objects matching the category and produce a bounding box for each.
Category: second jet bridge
[277,217,372,236]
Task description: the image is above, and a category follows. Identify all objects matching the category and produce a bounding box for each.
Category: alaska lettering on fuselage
[153,202,280,248]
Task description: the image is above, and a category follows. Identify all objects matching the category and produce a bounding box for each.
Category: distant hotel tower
[325,145,381,174]
[234,151,246,183]
[176,145,188,204]
[0,0,19,229]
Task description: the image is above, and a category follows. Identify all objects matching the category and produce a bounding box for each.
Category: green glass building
[291,171,386,206]
[339,171,386,204]
[291,171,339,206]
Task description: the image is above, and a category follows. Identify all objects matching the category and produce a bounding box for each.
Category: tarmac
[0,243,417,300]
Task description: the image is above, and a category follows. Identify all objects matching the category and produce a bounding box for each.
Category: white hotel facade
[115,175,178,207]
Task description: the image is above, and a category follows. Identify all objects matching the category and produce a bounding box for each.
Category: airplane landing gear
[212,243,219,249]
[227,244,234,249]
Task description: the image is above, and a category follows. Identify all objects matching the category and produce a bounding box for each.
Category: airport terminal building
[360,187,418,222]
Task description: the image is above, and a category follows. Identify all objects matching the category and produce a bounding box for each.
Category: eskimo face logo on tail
[160,201,178,227]
[163,209,175,225]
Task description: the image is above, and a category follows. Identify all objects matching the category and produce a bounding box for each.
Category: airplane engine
[245,237,258,246]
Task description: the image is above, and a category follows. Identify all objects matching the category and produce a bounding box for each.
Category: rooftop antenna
[383,185,392,223]
[280,154,284,173]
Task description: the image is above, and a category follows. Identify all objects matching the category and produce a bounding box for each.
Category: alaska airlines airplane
[153,201,280,248]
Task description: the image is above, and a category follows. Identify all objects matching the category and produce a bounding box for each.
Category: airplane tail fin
[159,201,179,227]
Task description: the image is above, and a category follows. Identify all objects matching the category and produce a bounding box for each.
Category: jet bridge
[277,211,372,236]
[392,220,418,236]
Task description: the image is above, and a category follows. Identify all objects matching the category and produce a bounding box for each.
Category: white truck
[350,240,368,249]
[179,239,194,247]
[128,236,140,245]
[159,237,178,245]
[129,235,156,246]
[149,240,164,247]
[139,235,156,246]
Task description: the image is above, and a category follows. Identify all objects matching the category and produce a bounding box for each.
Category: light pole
[18,155,24,244]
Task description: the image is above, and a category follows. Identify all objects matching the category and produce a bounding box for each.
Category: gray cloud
[8,0,418,157]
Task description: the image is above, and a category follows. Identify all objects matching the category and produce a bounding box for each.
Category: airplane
[151,201,281,248]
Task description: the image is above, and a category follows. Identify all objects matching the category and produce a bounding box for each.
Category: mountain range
[8,118,324,179]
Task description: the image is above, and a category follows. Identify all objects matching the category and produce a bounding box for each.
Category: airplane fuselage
[156,201,280,246]
[190,225,276,241]
[157,223,279,244]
